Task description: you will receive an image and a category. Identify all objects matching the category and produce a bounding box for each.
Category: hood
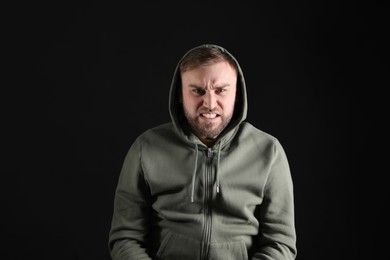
[168,44,248,143]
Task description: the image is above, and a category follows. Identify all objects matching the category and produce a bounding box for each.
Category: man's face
[181,61,237,142]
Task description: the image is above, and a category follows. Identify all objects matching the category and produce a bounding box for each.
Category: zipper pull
[207,148,213,158]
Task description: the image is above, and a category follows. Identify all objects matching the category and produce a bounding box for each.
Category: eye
[193,88,205,95]
[217,88,226,93]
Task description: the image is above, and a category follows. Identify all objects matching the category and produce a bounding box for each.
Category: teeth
[202,113,217,118]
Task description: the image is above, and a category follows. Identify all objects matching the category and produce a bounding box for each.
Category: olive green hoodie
[108,44,297,260]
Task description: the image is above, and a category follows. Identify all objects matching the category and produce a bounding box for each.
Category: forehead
[181,61,237,86]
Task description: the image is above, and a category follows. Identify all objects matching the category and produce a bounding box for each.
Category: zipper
[201,148,213,259]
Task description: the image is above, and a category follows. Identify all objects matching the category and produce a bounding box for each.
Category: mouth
[201,113,219,119]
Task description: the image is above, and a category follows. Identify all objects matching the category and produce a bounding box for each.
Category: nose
[203,91,217,109]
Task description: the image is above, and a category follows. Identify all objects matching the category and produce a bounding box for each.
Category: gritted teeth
[202,113,218,118]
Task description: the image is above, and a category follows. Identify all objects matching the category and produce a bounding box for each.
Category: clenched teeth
[202,113,218,118]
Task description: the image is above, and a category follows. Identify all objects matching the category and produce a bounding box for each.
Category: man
[108,44,297,259]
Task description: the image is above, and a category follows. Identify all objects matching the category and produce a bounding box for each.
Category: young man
[108,44,297,259]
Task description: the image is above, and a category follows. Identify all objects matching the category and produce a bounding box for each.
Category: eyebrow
[187,84,231,89]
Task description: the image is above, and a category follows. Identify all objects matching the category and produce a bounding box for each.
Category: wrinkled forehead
[181,61,238,87]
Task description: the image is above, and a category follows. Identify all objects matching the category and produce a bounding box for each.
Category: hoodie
[108,44,297,260]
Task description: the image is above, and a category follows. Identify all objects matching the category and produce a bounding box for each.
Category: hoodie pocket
[156,231,201,260]
[208,240,248,260]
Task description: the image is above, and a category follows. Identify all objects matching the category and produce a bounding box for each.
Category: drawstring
[216,141,222,193]
[191,143,199,203]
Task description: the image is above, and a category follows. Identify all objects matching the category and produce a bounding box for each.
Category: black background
[4,1,387,259]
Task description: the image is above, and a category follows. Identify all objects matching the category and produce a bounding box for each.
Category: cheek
[224,99,235,114]
[183,94,201,106]
[221,96,236,111]
[182,97,198,112]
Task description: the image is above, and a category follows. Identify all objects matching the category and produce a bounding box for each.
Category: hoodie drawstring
[216,141,222,193]
[191,143,199,203]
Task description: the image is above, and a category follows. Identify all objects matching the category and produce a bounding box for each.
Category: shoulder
[135,122,190,150]
[236,122,289,161]
[235,122,287,153]
[137,122,175,142]
[238,122,278,143]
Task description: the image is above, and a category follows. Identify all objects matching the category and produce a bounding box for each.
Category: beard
[184,107,232,140]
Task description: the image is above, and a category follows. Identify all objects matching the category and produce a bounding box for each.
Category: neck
[200,137,217,147]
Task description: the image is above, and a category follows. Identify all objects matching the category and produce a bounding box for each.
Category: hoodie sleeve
[251,139,297,260]
[108,137,153,260]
